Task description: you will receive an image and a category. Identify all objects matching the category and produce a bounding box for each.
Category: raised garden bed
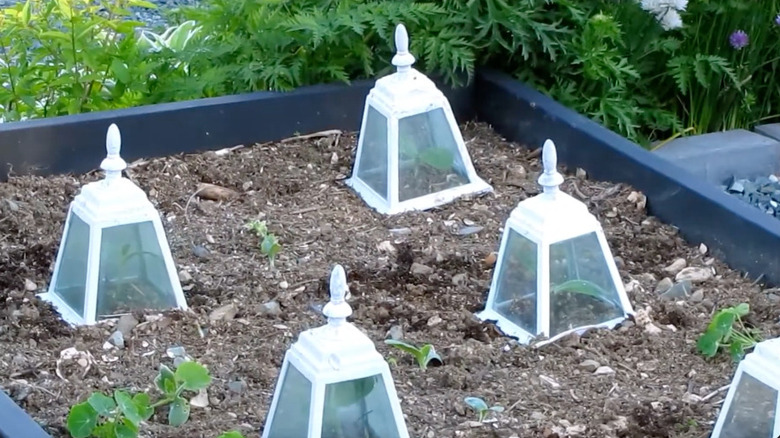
[1,120,779,437]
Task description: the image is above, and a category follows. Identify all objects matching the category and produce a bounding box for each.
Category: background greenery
[1,0,779,147]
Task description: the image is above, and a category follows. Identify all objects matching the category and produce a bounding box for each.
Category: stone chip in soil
[0,122,778,437]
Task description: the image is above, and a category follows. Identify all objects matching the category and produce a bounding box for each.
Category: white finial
[537,139,564,196]
[101,123,127,183]
[391,23,415,75]
[322,265,352,327]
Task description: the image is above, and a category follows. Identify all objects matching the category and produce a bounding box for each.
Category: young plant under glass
[477,139,634,344]
[40,123,188,325]
[261,265,409,438]
[345,23,492,215]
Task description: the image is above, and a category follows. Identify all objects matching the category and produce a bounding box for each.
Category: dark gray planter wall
[0,389,51,438]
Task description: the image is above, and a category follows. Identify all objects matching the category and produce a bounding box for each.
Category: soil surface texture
[1,122,778,438]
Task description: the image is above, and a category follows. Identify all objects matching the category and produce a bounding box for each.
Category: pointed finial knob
[537,139,564,196]
[392,23,415,74]
[100,123,127,183]
[322,264,352,327]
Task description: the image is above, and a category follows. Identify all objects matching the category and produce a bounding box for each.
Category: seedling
[244,219,282,268]
[384,339,443,370]
[697,303,762,362]
[217,432,246,438]
[464,396,504,422]
[66,361,212,438]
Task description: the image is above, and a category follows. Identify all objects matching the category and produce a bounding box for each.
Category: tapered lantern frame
[711,338,780,438]
[345,23,492,215]
[261,265,409,438]
[39,124,188,326]
[477,139,634,344]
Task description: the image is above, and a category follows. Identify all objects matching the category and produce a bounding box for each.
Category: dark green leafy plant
[66,361,212,438]
[385,339,443,370]
[464,396,504,422]
[697,303,762,362]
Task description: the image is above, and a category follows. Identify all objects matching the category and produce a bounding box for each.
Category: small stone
[644,323,663,335]
[660,280,692,300]
[209,303,238,321]
[576,168,587,179]
[539,375,561,389]
[613,256,625,269]
[260,301,281,317]
[690,289,704,303]
[681,393,702,404]
[663,258,687,275]
[624,279,642,294]
[389,227,412,235]
[457,226,483,236]
[192,245,210,258]
[427,315,443,326]
[699,243,708,255]
[531,411,546,422]
[228,378,248,394]
[483,252,498,267]
[173,356,188,368]
[24,279,37,291]
[655,277,673,294]
[178,270,193,283]
[593,366,615,376]
[579,359,601,373]
[279,281,289,289]
[107,331,125,349]
[675,267,713,283]
[386,325,404,340]
[411,263,433,275]
[452,273,468,286]
[117,314,139,338]
[190,389,209,408]
[377,241,396,253]
[330,152,338,164]
[167,346,186,358]
[767,293,780,303]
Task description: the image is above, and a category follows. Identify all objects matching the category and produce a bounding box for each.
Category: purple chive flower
[729,30,749,50]
[775,13,780,26]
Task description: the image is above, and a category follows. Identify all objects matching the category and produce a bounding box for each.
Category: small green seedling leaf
[168,396,191,426]
[464,396,488,412]
[114,417,140,438]
[385,339,443,370]
[133,393,154,421]
[217,432,246,438]
[697,303,761,361]
[260,234,281,261]
[115,390,145,426]
[87,392,116,416]
[155,364,177,394]
[174,361,212,391]
[66,402,99,438]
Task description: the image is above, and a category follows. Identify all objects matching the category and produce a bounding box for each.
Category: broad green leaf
[127,0,157,8]
[155,364,177,394]
[385,339,423,358]
[114,417,139,438]
[20,0,30,26]
[132,393,154,421]
[168,397,190,426]
[696,331,720,358]
[111,59,131,84]
[217,432,246,438]
[729,341,746,362]
[174,361,212,391]
[87,392,116,416]
[56,0,71,19]
[115,390,144,426]
[423,345,443,368]
[464,397,488,412]
[66,402,99,438]
[732,303,749,317]
[92,422,115,438]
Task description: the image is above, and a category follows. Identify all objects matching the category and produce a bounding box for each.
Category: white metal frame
[39,123,188,326]
[477,139,634,345]
[710,338,780,438]
[346,23,492,215]
[262,265,409,438]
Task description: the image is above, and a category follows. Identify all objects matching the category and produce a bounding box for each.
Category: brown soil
[1,122,778,438]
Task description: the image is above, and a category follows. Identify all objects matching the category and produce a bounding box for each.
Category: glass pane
[719,372,777,438]
[490,230,538,334]
[321,374,401,438]
[266,364,312,438]
[96,221,177,318]
[548,232,624,336]
[397,107,470,202]
[356,105,389,200]
[52,212,91,318]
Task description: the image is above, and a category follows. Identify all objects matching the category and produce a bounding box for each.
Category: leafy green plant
[384,339,442,370]
[464,396,504,422]
[551,279,622,310]
[66,361,212,438]
[697,303,762,361]
[217,432,245,438]
[244,219,282,267]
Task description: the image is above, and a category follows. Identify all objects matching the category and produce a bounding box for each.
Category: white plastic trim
[261,265,410,438]
[477,139,633,345]
[346,23,493,215]
[40,123,187,326]
[710,338,780,438]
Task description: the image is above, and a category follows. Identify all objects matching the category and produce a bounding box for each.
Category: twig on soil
[10,379,58,398]
[568,178,588,200]
[700,384,730,403]
[592,184,623,202]
[750,273,764,286]
[281,129,342,143]
[291,206,321,215]
[184,186,208,223]
[288,278,322,290]
[505,398,523,413]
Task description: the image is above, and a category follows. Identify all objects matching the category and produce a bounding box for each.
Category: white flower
[670,0,688,11]
[640,0,662,13]
[659,9,683,30]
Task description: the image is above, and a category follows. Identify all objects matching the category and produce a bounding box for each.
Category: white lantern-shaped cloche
[711,337,780,438]
[39,124,188,326]
[345,23,492,215]
[477,139,634,344]
[261,265,409,438]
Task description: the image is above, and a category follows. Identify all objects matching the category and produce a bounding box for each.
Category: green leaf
[66,402,99,438]
[464,396,488,412]
[732,303,749,317]
[696,330,721,358]
[728,340,746,362]
[217,432,246,438]
[385,339,423,360]
[155,364,177,395]
[115,390,144,426]
[417,147,454,171]
[423,344,443,369]
[132,393,154,421]
[87,392,116,416]
[552,279,621,309]
[114,417,139,438]
[174,361,212,391]
[168,397,191,426]
[111,59,131,84]
[260,235,281,260]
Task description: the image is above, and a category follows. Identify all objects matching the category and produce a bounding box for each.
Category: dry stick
[291,206,320,215]
[281,129,343,143]
[700,384,730,403]
[183,186,208,224]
